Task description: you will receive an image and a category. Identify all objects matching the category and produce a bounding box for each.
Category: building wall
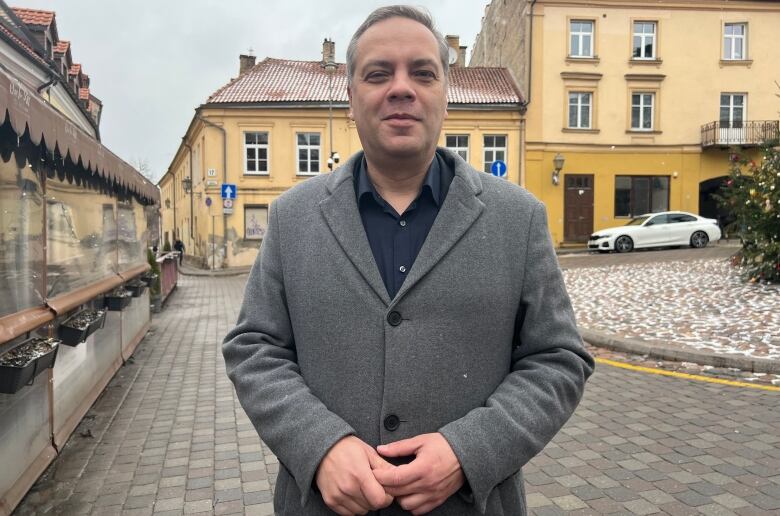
[161,105,522,268]
[475,0,780,245]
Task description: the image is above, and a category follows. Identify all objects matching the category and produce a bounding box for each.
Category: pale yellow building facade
[472,0,780,245]
[161,52,524,268]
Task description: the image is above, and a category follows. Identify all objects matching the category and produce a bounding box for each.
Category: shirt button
[399,220,407,227]
[399,266,407,273]
[384,414,400,431]
[387,311,402,326]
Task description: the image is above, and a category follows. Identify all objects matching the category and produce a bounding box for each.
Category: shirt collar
[355,153,443,207]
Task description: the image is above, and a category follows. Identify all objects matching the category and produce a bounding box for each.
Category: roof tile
[11,7,54,27]
[54,40,69,54]
[207,58,522,105]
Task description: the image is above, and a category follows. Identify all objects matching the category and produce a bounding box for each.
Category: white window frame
[720,93,746,128]
[570,20,594,58]
[483,135,507,173]
[631,93,655,131]
[296,132,321,176]
[723,23,747,60]
[244,131,269,175]
[568,92,592,129]
[445,134,469,161]
[632,21,657,60]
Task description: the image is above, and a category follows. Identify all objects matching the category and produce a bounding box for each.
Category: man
[173,238,184,265]
[223,5,593,515]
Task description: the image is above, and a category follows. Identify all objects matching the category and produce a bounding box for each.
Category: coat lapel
[319,154,392,306]
[392,151,485,304]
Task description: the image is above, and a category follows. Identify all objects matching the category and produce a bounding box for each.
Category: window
[632,21,656,59]
[614,176,669,217]
[723,23,746,60]
[669,213,696,223]
[244,206,268,240]
[296,132,320,175]
[244,132,269,175]
[720,93,745,129]
[445,135,469,161]
[483,135,507,173]
[568,92,592,129]
[630,93,654,130]
[570,20,594,58]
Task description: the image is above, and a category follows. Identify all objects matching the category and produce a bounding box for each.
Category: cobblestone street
[13,267,780,515]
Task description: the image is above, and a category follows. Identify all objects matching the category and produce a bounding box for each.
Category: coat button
[384,414,400,431]
[387,311,402,326]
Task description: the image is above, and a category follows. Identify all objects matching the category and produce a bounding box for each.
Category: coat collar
[320,148,485,306]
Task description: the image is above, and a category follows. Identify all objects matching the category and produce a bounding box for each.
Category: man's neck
[365,153,435,215]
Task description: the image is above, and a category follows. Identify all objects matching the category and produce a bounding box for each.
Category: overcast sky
[11,1,488,182]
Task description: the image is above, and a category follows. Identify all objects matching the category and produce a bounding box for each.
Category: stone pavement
[13,273,780,515]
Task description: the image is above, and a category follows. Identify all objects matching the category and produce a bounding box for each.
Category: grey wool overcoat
[223,148,594,515]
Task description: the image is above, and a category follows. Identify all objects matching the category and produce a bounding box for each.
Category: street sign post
[221,183,237,199]
[490,160,507,178]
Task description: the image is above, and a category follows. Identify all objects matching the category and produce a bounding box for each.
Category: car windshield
[625,216,650,226]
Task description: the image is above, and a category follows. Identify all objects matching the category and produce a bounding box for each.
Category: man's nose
[386,72,415,101]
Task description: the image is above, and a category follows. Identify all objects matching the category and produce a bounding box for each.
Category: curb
[178,268,251,277]
[580,328,780,374]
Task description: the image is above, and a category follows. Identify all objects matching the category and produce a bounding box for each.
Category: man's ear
[347,86,354,119]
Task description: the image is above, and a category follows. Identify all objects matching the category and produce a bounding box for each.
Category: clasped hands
[314,433,465,515]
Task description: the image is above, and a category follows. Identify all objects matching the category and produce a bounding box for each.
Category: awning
[0,67,159,203]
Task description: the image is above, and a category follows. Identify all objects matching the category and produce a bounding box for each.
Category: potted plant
[147,248,162,313]
[58,308,106,346]
[125,279,147,297]
[0,337,60,394]
[105,287,132,311]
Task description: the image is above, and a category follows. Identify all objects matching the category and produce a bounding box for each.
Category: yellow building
[161,39,525,268]
[471,0,780,245]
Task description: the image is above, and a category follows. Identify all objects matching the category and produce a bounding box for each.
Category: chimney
[458,45,467,67]
[239,54,256,75]
[322,38,335,66]
[445,35,460,66]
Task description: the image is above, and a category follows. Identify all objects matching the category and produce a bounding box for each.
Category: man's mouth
[383,113,420,121]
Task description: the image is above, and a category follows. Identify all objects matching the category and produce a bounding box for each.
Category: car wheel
[615,235,634,253]
[690,231,709,249]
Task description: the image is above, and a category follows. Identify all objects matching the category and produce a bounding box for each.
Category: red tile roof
[207,58,522,106]
[54,40,69,54]
[79,87,89,100]
[0,22,48,66]
[11,7,54,27]
[69,63,81,75]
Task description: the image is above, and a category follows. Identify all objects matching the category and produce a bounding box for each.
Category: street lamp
[323,39,339,171]
[552,153,565,186]
[182,176,192,194]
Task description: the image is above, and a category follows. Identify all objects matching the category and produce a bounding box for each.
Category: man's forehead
[354,16,439,59]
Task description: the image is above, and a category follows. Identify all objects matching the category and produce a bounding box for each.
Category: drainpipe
[519,0,537,190]
[36,74,57,95]
[171,170,177,243]
[196,114,228,266]
[182,140,194,244]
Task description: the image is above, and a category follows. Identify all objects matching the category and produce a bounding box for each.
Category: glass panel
[258,148,267,160]
[496,151,505,161]
[735,38,743,59]
[247,160,256,172]
[117,200,147,271]
[583,35,591,56]
[651,177,669,212]
[446,135,456,147]
[631,106,640,128]
[633,178,650,215]
[496,136,507,147]
[720,106,730,125]
[614,177,631,217]
[458,150,467,160]
[311,133,320,145]
[569,103,578,127]
[484,136,494,147]
[312,161,319,172]
[633,36,641,57]
[247,148,256,159]
[298,160,307,172]
[245,133,255,144]
[571,34,579,56]
[582,105,590,128]
[0,140,45,317]
[311,149,319,161]
[297,133,306,146]
[257,132,268,144]
[643,106,652,129]
[259,160,267,171]
[298,149,307,160]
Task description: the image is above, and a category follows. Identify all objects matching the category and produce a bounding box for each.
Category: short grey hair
[346,5,450,84]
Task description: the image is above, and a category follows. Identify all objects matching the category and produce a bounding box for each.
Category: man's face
[348,17,448,164]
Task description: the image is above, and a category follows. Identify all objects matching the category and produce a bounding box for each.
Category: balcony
[701,120,780,148]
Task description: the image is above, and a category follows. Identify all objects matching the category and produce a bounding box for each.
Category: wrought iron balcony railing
[701,120,780,148]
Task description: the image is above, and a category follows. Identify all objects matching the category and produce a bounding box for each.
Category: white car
[587,211,722,253]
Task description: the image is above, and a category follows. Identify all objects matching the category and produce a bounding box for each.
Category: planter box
[0,337,60,394]
[125,280,147,298]
[58,309,106,346]
[105,288,133,311]
[140,273,158,286]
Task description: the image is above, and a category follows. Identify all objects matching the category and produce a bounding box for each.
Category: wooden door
[564,174,594,242]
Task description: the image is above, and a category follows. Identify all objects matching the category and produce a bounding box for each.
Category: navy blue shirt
[354,152,454,299]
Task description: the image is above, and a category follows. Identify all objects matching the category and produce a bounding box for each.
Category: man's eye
[415,70,436,80]
[365,71,388,81]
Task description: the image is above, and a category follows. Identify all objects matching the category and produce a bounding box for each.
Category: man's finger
[366,449,394,471]
[372,461,425,487]
[377,437,421,458]
[397,492,429,513]
[359,473,393,509]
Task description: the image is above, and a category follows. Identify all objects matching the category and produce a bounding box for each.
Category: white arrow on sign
[224,186,233,198]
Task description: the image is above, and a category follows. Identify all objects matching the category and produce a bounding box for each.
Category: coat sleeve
[438,201,595,514]
[222,200,355,507]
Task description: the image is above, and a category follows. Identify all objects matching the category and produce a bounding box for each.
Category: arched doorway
[699,175,732,230]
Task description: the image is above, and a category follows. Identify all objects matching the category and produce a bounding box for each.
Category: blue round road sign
[205,197,212,207]
[490,160,507,178]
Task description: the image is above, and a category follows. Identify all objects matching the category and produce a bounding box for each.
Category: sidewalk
[12,273,780,515]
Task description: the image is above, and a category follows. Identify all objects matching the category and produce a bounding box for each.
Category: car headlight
[590,234,611,240]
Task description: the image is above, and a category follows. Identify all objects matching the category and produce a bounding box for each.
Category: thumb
[359,466,393,508]
[377,437,421,458]
[367,449,394,471]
